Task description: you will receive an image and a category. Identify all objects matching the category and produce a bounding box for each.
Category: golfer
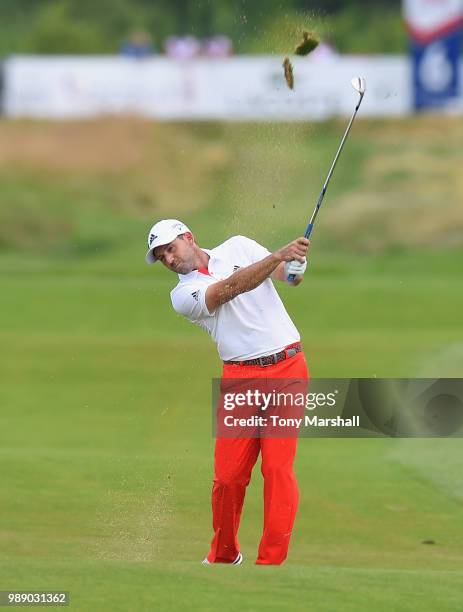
[146,219,309,565]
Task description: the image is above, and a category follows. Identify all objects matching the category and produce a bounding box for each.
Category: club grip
[287,222,313,282]
[287,272,297,283]
[287,259,309,284]
[304,222,314,239]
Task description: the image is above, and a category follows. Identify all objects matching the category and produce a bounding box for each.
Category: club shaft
[287,89,364,282]
[304,93,364,237]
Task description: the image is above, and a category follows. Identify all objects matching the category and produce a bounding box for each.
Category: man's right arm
[205,237,309,312]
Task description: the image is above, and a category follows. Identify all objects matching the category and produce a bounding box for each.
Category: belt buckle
[259,353,277,367]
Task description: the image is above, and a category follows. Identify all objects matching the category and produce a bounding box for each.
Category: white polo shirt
[170,235,300,361]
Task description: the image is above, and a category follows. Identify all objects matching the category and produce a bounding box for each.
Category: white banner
[3,55,414,121]
[404,0,463,42]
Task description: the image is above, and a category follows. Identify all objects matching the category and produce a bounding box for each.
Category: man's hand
[274,237,309,264]
[284,258,307,281]
[271,238,309,285]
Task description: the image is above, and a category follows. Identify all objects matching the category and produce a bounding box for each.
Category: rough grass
[0,116,463,255]
[0,119,229,251]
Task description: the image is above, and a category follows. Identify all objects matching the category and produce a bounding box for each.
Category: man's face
[154,234,196,274]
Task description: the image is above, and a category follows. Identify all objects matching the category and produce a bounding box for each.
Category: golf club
[288,76,366,282]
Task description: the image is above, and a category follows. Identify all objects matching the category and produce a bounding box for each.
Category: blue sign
[411,28,462,109]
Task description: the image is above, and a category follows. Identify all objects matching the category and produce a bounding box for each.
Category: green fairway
[1,118,462,610]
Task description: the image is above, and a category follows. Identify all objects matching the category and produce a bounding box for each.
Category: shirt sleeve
[171,281,216,322]
[234,235,271,264]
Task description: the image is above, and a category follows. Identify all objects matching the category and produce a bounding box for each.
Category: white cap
[145,219,191,264]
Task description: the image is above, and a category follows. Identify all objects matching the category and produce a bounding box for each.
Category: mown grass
[0,117,462,610]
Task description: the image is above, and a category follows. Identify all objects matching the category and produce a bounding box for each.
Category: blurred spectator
[164,35,201,59]
[202,35,233,58]
[120,30,154,58]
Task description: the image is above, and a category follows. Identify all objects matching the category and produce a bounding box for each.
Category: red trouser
[206,350,309,565]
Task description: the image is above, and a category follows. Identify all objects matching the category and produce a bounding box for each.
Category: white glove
[284,258,307,280]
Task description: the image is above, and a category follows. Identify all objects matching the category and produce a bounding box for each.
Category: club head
[351,76,366,96]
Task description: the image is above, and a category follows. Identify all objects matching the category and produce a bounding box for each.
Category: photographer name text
[223,415,360,428]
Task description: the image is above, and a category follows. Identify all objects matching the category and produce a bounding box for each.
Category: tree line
[0,0,405,56]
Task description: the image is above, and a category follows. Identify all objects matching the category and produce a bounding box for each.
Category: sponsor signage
[404,0,463,109]
[3,55,412,120]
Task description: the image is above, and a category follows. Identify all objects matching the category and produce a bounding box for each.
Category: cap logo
[173,223,183,231]
[149,233,158,246]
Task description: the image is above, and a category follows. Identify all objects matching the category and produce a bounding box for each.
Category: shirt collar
[177,247,216,281]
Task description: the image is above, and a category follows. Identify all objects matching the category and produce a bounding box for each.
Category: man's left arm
[237,235,308,287]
